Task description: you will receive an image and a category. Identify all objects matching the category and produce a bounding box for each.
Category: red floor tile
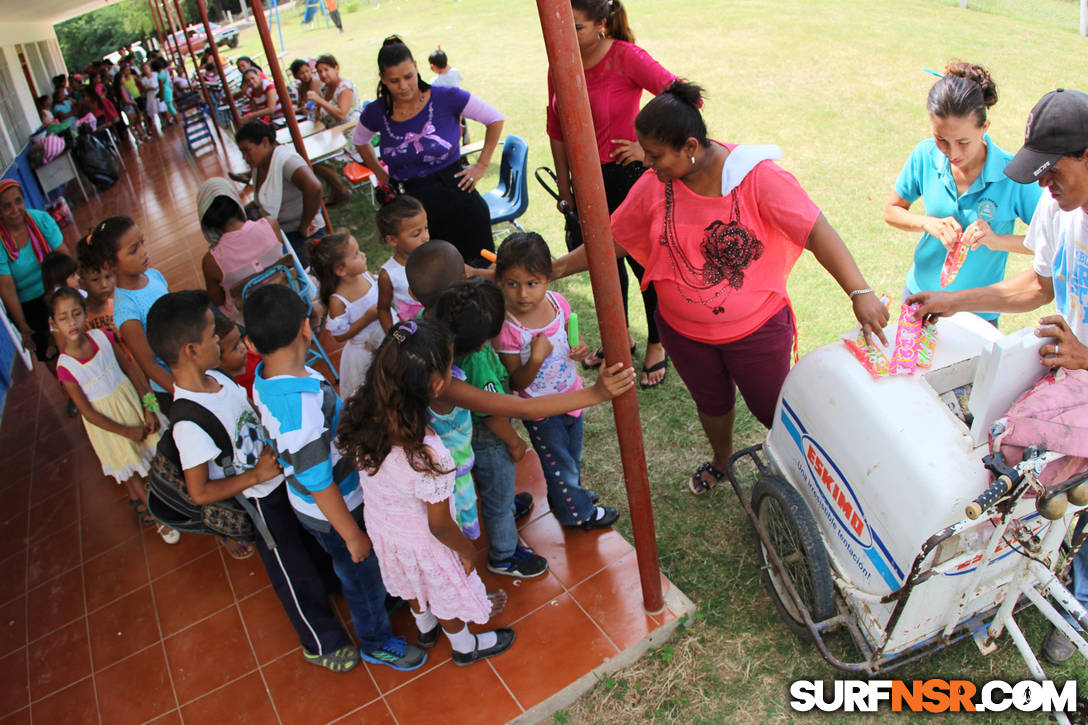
[0,477,32,523]
[0,510,28,562]
[0,598,24,658]
[164,607,257,704]
[221,547,270,600]
[0,708,29,725]
[87,585,160,671]
[144,526,218,579]
[0,453,32,488]
[26,567,84,642]
[0,553,27,606]
[262,648,380,725]
[383,659,522,724]
[365,606,453,694]
[26,523,81,589]
[84,535,147,611]
[570,551,662,651]
[95,645,177,725]
[146,710,182,725]
[151,552,233,636]
[80,493,142,559]
[0,648,28,717]
[26,488,77,544]
[78,475,128,518]
[27,619,91,701]
[473,549,566,630]
[28,453,79,507]
[331,699,398,724]
[178,672,277,724]
[29,677,96,724]
[519,513,633,588]
[488,592,617,710]
[235,586,300,665]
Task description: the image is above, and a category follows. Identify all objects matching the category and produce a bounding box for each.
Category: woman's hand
[306,90,322,104]
[921,216,962,249]
[962,219,996,250]
[455,161,488,191]
[852,292,890,347]
[609,139,645,166]
[1036,315,1088,371]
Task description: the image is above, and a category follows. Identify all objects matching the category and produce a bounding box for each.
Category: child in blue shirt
[245,283,426,671]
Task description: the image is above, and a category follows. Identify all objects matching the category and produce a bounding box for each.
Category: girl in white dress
[308,232,384,400]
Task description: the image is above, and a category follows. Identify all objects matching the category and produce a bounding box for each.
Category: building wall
[0,22,66,175]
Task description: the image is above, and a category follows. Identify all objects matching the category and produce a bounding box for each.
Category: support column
[195,0,243,129]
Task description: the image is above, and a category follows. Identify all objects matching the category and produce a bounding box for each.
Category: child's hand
[506,437,529,462]
[529,332,553,362]
[568,339,590,362]
[122,425,146,442]
[143,409,160,434]
[593,361,637,399]
[459,551,474,575]
[347,532,373,563]
[253,447,283,483]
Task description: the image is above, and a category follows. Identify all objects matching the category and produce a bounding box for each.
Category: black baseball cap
[1006,89,1088,183]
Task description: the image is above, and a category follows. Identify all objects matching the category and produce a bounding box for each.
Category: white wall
[1,46,46,131]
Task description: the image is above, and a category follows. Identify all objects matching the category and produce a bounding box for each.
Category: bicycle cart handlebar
[966,475,1015,520]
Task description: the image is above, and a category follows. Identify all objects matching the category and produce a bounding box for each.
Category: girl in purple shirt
[353,38,504,267]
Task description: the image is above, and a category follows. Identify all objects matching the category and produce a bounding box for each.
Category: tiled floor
[0,126,688,724]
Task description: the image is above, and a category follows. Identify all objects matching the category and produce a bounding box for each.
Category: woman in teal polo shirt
[0,179,69,364]
[884,62,1042,323]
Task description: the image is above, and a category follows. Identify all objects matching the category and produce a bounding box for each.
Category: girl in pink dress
[338,319,515,665]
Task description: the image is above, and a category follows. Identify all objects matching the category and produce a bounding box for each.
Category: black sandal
[640,353,669,389]
[129,498,155,526]
[582,343,637,370]
[689,462,724,496]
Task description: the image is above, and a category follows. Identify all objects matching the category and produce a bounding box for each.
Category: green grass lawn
[228,1,1087,721]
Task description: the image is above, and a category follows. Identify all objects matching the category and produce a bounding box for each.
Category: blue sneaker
[513,492,534,521]
[488,544,548,578]
[360,635,427,671]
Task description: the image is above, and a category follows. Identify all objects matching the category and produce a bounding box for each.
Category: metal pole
[535,0,663,613]
[272,0,285,54]
[173,0,227,148]
[158,0,191,82]
[248,0,332,230]
[147,0,169,58]
[195,0,243,129]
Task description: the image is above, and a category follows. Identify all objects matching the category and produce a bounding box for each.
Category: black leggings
[20,295,54,363]
[565,162,660,345]
[399,161,494,268]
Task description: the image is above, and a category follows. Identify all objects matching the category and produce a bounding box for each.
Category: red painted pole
[158,0,190,82]
[147,0,169,57]
[172,0,227,148]
[247,0,332,230]
[535,0,663,613]
[194,0,242,129]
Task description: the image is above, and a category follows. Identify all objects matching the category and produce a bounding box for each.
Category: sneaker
[513,492,534,521]
[156,524,181,544]
[1042,624,1078,664]
[570,506,619,531]
[302,644,359,673]
[451,628,516,666]
[418,624,440,649]
[488,545,548,578]
[361,635,427,671]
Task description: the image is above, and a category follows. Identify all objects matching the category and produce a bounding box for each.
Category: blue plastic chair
[482,135,529,234]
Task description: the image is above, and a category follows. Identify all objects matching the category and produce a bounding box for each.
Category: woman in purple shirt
[353,37,504,266]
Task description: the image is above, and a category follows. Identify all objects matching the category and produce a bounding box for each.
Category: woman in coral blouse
[553,81,889,496]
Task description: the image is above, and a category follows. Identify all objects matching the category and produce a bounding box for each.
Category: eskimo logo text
[803,437,872,548]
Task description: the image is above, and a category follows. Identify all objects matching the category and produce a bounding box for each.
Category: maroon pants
[655,305,794,426]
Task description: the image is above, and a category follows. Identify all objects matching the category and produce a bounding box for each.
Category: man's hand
[906,290,962,323]
[1036,315,1088,370]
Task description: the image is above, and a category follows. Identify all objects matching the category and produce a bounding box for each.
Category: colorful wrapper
[940,236,969,288]
[890,302,924,375]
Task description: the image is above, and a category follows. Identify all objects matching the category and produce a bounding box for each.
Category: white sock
[411,607,437,632]
[593,506,606,520]
[444,625,497,653]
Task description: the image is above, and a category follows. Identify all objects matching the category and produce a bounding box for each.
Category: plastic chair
[482,135,529,235]
[237,240,338,382]
[342,162,377,208]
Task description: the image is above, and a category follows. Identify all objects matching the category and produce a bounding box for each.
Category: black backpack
[147,399,274,548]
[72,127,118,191]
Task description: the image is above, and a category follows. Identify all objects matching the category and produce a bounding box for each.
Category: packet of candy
[940,235,970,288]
[842,330,890,378]
[890,302,924,375]
[916,323,938,369]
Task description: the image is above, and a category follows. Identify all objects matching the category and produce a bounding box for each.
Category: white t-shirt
[1026,189,1088,341]
[173,370,284,499]
[430,68,463,88]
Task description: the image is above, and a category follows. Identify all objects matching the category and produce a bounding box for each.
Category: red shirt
[233,349,261,399]
[546,40,676,165]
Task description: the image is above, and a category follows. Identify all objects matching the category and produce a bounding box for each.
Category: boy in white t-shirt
[148,291,362,673]
[910,88,1088,664]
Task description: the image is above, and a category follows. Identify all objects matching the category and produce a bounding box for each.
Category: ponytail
[571,0,634,43]
[375,37,430,117]
[635,80,709,150]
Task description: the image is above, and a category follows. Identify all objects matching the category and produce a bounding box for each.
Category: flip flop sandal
[581,343,637,370]
[689,461,724,496]
[640,354,670,389]
[129,498,156,527]
[220,537,256,560]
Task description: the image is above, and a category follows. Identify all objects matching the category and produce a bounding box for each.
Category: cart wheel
[752,474,836,640]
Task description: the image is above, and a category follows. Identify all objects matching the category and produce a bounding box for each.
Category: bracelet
[142,392,160,413]
[848,288,873,300]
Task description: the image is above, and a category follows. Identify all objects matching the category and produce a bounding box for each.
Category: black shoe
[570,506,619,530]
[487,545,548,578]
[513,492,534,521]
[1042,624,1078,664]
[418,623,440,649]
[586,489,600,504]
[451,628,516,666]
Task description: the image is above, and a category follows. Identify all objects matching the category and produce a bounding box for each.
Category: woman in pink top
[546,0,677,388]
[553,81,889,496]
[196,178,293,324]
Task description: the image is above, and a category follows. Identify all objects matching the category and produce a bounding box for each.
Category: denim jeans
[300,508,392,652]
[471,424,518,561]
[1063,515,1088,631]
[523,413,593,526]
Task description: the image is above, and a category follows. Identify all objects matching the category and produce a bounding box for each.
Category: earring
[690,156,695,165]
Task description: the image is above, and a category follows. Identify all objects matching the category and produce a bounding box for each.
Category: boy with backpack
[244,284,427,671]
[146,290,362,673]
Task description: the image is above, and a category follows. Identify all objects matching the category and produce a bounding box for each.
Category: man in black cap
[910,88,1088,665]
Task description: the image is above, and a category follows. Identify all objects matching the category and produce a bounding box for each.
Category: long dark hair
[433,277,505,359]
[927,61,998,127]
[306,231,354,309]
[572,0,634,43]
[375,36,430,118]
[337,319,454,476]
